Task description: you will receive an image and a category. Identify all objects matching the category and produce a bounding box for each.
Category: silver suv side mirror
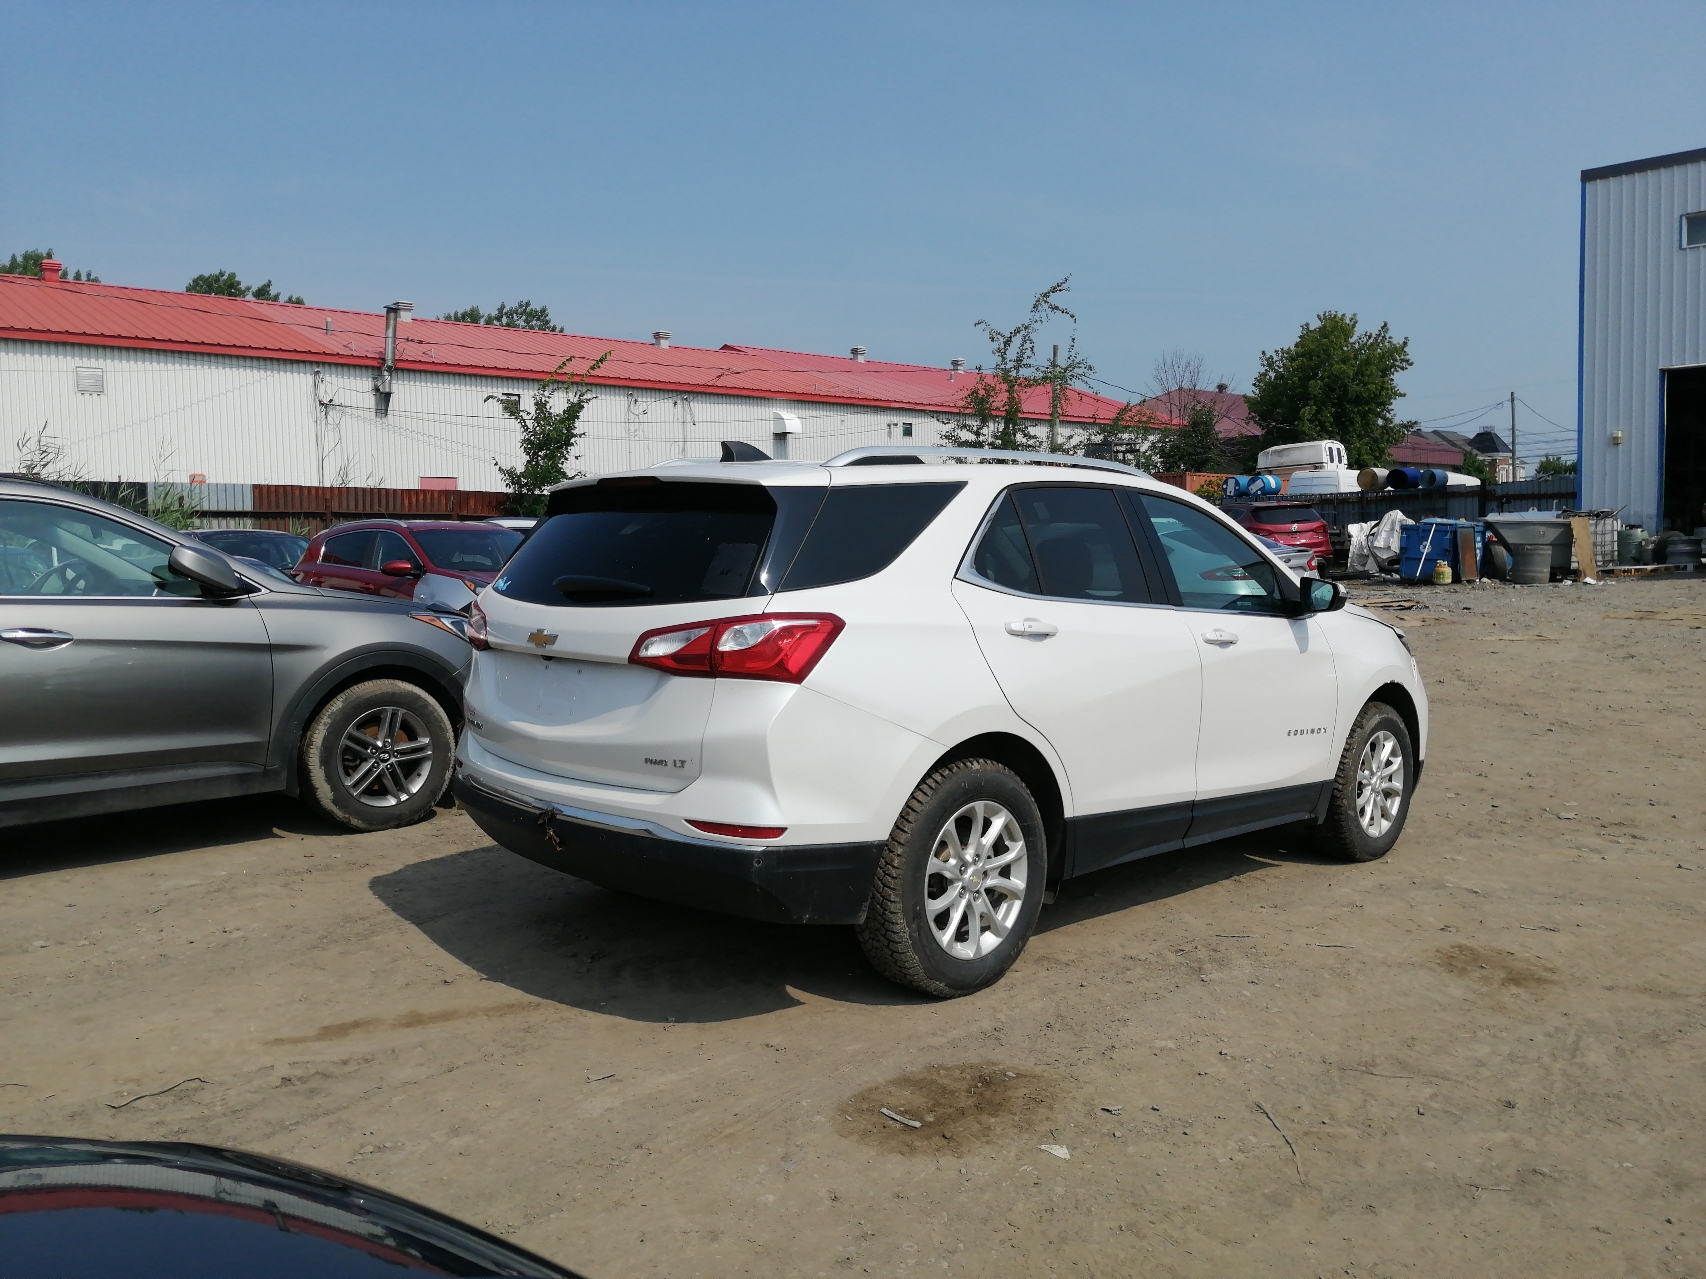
[168,543,247,597]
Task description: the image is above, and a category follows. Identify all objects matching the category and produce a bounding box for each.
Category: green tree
[938,278,1090,452]
[439,300,562,332]
[3,248,100,281]
[492,353,610,516]
[1152,403,1231,473]
[1536,454,1577,476]
[1453,449,1493,482]
[1246,311,1416,468]
[186,270,303,304]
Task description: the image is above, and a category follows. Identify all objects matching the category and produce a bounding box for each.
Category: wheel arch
[925,732,1067,887]
[1366,681,1423,782]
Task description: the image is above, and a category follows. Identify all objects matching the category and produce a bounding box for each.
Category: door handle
[1,628,75,650]
[1005,618,1059,637]
[1201,629,1239,646]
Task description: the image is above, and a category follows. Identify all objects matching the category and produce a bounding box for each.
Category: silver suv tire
[299,679,454,831]
[857,759,1047,997]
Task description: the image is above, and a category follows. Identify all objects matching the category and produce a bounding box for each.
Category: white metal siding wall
[1581,159,1706,530]
[3,339,994,488]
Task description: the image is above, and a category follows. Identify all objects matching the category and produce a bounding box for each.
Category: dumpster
[1484,512,1574,574]
[1398,518,1486,582]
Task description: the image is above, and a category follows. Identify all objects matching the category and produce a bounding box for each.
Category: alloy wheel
[1355,729,1404,837]
[923,800,1029,961]
[339,706,436,808]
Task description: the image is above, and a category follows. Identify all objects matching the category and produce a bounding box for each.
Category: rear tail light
[687,820,787,839]
[630,613,843,683]
[467,599,490,650]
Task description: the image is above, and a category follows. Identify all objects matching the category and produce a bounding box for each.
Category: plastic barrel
[1358,467,1388,491]
[1387,467,1423,490]
[1510,544,1551,584]
[1222,476,1247,498]
[1245,474,1282,496]
[1420,468,1452,489]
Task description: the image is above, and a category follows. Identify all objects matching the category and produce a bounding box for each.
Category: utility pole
[1508,391,1517,483]
[1048,344,1061,451]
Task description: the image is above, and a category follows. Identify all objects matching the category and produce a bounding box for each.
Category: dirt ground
[3,574,1704,1278]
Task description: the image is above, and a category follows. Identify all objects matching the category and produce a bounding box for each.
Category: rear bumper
[453,773,883,926]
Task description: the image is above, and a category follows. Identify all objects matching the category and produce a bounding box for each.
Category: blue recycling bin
[1398,519,1486,582]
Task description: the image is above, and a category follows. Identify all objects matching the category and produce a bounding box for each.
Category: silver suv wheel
[339,706,437,808]
[924,800,1029,960]
[1355,729,1404,837]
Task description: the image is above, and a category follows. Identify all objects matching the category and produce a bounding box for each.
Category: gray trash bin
[1510,544,1552,584]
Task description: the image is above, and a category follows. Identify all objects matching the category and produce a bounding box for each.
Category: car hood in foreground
[0,1135,587,1278]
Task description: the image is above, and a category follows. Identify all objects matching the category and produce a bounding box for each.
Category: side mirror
[1304,576,1346,613]
[380,559,422,578]
[168,543,246,597]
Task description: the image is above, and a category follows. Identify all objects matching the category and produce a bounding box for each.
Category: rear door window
[779,482,964,592]
[498,481,778,607]
[970,486,1152,603]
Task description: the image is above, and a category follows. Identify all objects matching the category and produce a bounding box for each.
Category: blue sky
[5,2,1703,459]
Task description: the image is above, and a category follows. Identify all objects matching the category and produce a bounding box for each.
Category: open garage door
[1664,366,1706,531]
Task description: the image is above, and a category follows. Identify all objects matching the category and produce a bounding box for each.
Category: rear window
[779,483,964,592]
[496,481,777,607]
[413,527,522,572]
[1252,506,1323,525]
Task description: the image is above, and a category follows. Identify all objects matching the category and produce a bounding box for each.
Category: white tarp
[1348,510,1413,572]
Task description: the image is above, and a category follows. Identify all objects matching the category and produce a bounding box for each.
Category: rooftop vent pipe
[375,300,410,409]
[39,259,62,282]
[950,358,965,377]
[850,346,866,362]
[652,331,671,349]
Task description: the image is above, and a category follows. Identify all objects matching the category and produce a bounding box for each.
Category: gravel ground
[2,573,1703,1278]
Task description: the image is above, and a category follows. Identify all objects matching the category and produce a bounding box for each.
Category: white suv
[454,445,1426,997]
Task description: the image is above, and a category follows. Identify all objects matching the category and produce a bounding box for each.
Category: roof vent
[652,331,671,348]
[1216,382,1229,393]
[392,301,414,322]
[850,346,866,362]
[950,358,965,373]
[39,259,63,283]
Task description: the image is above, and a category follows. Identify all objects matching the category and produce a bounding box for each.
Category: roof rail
[823,445,1151,478]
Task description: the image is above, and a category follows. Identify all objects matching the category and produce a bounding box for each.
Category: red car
[1222,501,1332,562]
[293,519,524,611]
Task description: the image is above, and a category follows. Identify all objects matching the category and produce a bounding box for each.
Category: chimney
[1216,382,1228,393]
[375,301,407,410]
[950,358,965,374]
[394,300,414,322]
[39,259,63,283]
[652,331,671,349]
[850,346,866,362]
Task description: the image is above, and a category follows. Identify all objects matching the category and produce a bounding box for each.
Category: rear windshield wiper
[552,575,655,601]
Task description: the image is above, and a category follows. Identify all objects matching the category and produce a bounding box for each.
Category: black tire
[855,759,1047,998]
[1314,701,1415,862]
[299,679,455,832]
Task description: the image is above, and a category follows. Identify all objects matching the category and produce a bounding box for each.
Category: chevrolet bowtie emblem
[527,630,559,648]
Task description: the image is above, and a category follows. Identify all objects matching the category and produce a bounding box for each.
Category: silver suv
[0,480,472,831]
